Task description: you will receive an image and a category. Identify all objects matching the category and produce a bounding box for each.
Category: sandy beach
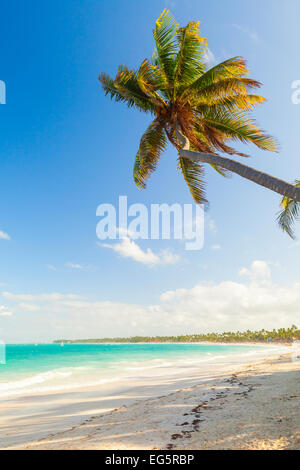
[1,0,300,454]
[1,345,299,451]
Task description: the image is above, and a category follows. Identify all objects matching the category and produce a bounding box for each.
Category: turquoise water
[0,343,264,397]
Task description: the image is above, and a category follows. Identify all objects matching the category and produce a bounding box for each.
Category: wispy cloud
[65,262,85,270]
[18,303,41,312]
[46,264,57,271]
[233,24,259,43]
[204,47,217,66]
[2,292,81,302]
[101,238,180,267]
[211,244,221,251]
[0,230,10,241]
[291,240,300,248]
[65,262,95,271]
[0,305,12,316]
[207,218,217,235]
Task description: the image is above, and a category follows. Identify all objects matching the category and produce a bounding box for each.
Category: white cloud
[207,218,217,235]
[204,47,217,66]
[18,303,41,312]
[211,245,221,251]
[239,260,271,284]
[0,305,12,316]
[116,227,135,238]
[101,238,180,267]
[65,263,95,271]
[2,292,80,302]
[160,249,180,265]
[46,264,57,271]
[2,260,300,342]
[233,24,259,42]
[66,262,85,270]
[0,230,10,241]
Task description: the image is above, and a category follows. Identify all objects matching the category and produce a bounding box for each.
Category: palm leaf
[193,120,250,158]
[209,164,231,178]
[178,156,207,204]
[151,48,160,67]
[277,181,300,239]
[99,72,138,107]
[114,65,161,112]
[153,9,179,91]
[202,109,278,152]
[137,59,167,107]
[133,119,168,189]
[191,57,249,89]
[197,94,266,113]
[99,71,155,113]
[173,21,207,96]
[187,77,262,106]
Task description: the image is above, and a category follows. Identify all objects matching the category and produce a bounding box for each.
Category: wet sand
[1,345,299,450]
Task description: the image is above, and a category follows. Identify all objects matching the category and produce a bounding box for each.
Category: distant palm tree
[99,10,300,234]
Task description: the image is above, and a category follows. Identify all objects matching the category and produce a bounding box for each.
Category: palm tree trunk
[176,127,300,202]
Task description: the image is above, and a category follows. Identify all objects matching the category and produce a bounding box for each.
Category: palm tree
[99,10,300,234]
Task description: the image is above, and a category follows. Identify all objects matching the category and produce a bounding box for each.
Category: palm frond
[153,9,179,90]
[277,181,300,239]
[191,57,249,89]
[99,72,137,107]
[197,94,266,113]
[137,59,167,107]
[113,65,161,112]
[99,71,155,113]
[202,109,278,152]
[184,77,262,106]
[209,164,231,178]
[192,123,242,176]
[193,120,250,157]
[151,48,160,67]
[173,21,207,95]
[133,119,168,189]
[178,156,207,204]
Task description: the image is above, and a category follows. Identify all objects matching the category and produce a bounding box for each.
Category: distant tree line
[54,325,300,344]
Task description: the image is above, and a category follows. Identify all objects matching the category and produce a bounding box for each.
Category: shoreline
[0,343,287,401]
[1,344,299,450]
[52,341,293,346]
[8,341,290,345]
[24,351,300,450]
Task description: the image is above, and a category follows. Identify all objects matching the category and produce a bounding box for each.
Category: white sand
[1,344,299,450]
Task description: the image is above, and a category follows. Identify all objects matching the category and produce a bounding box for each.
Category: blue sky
[0,0,299,342]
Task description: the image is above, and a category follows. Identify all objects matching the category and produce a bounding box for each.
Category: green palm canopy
[99,9,299,237]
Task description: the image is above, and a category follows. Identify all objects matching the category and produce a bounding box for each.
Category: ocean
[0,342,271,398]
